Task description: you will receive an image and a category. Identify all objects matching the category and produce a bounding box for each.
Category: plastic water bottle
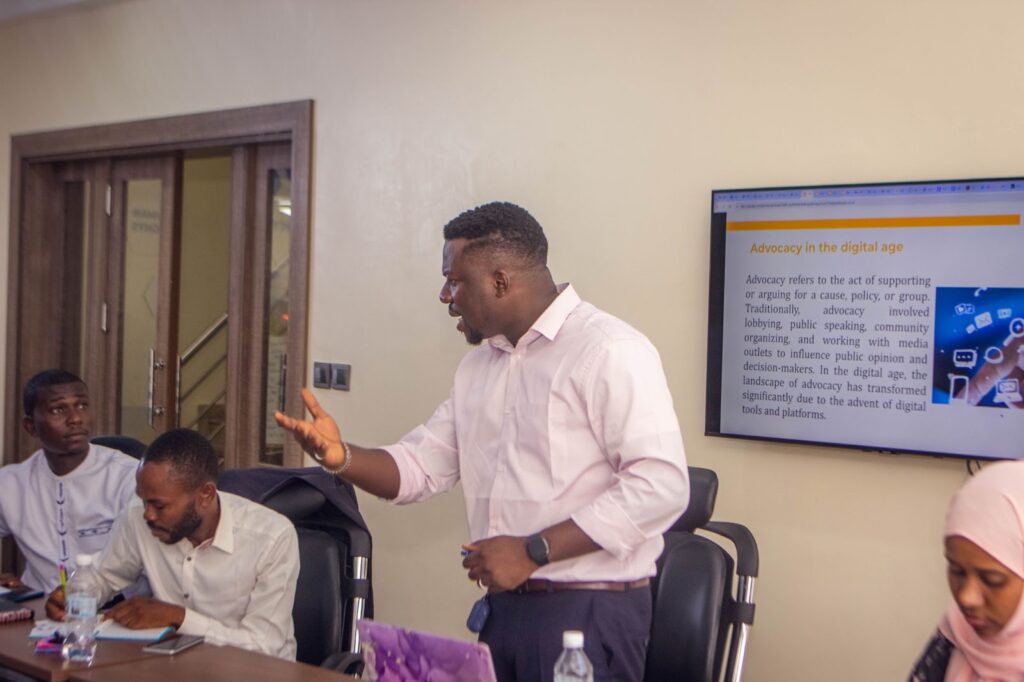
[62,554,101,664]
[553,630,593,682]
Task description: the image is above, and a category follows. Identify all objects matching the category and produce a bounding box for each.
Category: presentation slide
[712,180,1024,460]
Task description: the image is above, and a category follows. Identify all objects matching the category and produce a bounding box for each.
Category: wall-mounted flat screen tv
[706,178,1024,460]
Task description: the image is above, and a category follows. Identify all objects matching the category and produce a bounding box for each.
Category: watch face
[527,534,549,565]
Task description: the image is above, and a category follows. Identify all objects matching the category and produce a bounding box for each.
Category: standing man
[0,369,138,591]
[277,201,689,681]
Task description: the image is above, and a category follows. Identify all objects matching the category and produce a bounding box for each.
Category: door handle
[148,349,166,427]
[278,354,287,413]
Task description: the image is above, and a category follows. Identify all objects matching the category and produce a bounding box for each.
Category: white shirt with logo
[0,444,138,591]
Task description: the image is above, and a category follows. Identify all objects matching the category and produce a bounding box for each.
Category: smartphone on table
[142,634,205,655]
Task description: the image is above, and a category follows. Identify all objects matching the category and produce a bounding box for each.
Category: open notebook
[29,618,172,642]
[357,619,497,682]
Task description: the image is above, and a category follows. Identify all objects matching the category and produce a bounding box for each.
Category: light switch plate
[312,362,330,388]
[331,363,351,391]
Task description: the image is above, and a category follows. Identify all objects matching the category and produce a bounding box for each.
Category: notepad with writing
[29,618,172,641]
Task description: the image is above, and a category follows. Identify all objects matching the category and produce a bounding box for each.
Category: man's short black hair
[442,202,548,266]
[23,369,86,415]
[142,428,219,492]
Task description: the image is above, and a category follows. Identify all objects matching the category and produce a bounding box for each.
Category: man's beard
[149,501,203,544]
[464,325,484,345]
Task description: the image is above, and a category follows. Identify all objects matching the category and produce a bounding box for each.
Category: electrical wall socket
[330,363,351,391]
[312,362,330,388]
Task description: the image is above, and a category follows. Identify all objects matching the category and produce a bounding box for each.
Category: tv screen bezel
[704,175,1024,462]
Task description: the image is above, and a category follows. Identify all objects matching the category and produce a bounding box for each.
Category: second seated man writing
[277,201,690,682]
[46,428,299,660]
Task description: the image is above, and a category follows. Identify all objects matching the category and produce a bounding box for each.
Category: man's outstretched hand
[275,388,348,469]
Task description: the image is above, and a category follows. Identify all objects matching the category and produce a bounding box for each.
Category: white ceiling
[0,0,108,24]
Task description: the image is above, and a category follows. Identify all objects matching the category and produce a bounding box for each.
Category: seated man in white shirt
[45,428,299,660]
[0,369,138,592]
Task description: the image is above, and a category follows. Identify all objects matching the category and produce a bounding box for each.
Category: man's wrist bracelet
[316,441,352,475]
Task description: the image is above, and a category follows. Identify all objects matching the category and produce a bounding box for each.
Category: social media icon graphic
[955,303,975,316]
[985,346,1005,364]
[948,374,970,404]
[997,308,1012,320]
[967,324,976,334]
[953,349,978,369]
[994,379,1023,405]
[1011,318,1024,337]
[974,287,988,297]
[975,311,993,329]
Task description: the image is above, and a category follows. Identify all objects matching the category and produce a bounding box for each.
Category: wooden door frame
[5,100,313,468]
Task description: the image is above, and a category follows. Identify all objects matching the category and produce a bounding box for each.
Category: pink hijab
[939,461,1024,681]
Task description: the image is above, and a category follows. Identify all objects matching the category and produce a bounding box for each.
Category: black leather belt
[512,578,650,595]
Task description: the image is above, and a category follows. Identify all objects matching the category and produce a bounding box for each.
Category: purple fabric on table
[358,620,497,682]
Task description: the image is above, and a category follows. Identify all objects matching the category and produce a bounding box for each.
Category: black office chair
[218,468,372,670]
[91,435,147,459]
[645,467,759,682]
[292,527,345,665]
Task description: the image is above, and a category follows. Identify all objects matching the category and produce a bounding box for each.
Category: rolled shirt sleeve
[570,338,690,559]
[384,391,462,505]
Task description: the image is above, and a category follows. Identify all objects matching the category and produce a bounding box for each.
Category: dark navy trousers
[480,587,651,682]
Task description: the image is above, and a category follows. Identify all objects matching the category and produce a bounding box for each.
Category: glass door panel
[119,178,164,442]
[262,167,292,465]
[176,154,232,466]
[60,179,91,376]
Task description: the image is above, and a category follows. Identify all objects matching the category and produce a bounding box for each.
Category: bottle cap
[75,554,93,566]
[562,630,584,648]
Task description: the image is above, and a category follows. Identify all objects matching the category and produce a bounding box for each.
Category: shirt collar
[531,283,580,341]
[206,492,234,554]
[38,444,98,481]
[489,283,580,350]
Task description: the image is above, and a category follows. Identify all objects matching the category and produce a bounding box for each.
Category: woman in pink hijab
[910,461,1024,681]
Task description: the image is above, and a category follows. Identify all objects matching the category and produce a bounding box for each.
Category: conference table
[0,598,356,681]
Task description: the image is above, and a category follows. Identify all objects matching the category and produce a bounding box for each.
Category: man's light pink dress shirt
[385,284,689,582]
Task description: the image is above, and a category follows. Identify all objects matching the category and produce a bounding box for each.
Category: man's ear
[493,270,511,298]
[22,415,37,438]
[198,481,218,507]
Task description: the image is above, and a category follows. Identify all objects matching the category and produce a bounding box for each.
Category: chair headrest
[262,479,328,521]
[668,467,718,532]
[91,435,147,459]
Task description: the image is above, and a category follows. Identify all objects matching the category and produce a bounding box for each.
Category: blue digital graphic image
[933,287,1024,407]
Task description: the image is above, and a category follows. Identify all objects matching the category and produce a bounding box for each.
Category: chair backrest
[292,527,344,665]
[647,532,733,682]
[246,473,372,658]
[91,435,147,459]
[646,466,755,682]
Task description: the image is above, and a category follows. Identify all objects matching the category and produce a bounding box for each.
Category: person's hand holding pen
[43,565,69,620]
[462,537,539,592]
[45,586,66,621]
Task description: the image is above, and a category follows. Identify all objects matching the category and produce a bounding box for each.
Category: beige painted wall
[1,0,1017,678]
